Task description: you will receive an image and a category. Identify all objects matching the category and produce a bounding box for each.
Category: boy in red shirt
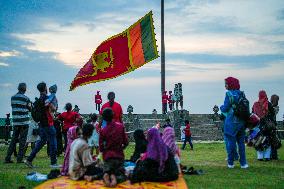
[182,120,193,150]
[99,108,128,187]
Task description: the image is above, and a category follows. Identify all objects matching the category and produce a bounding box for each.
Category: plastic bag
[26,172,47,182]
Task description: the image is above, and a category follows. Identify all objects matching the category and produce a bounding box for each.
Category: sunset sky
[1,0,283,120]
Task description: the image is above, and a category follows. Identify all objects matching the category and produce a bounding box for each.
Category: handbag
[253,135,269,151]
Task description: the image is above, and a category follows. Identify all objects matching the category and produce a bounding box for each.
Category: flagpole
[161,0,165,113]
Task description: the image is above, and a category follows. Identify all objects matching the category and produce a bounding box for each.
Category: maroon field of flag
[70,11,159,90]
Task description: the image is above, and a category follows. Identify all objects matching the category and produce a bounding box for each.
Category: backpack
[228,91,250,121]
[31,97,46,123]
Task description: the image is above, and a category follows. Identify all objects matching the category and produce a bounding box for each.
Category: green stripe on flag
[140,14,156,62]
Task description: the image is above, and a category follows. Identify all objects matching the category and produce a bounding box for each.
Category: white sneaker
[50,164,62,168]
[241,164,249,169]
[227,164,234,168]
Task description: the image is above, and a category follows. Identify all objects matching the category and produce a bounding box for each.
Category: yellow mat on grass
[35,175,188,189]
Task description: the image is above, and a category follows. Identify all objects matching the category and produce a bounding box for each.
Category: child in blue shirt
[45,84,58,114]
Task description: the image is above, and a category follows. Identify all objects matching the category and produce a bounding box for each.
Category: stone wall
[122,111,283,141]
[123,110,223,141]
[1,112,283,141]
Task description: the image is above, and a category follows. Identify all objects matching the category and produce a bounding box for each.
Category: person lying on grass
[69,123,103,181]
[99,108,129,187]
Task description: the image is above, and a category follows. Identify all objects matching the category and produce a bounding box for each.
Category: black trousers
[96,104,101,112]
[83,162,103,179]
[271,146,278,159]
[162,103,167,114]
[169,103,173,111]
[5,126,28,162]
[182,136,193,150]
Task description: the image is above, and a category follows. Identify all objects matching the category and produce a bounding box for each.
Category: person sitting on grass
[69,123,103,181]
[61,126,81,176]
[130,129,148,163]
[130,128,179,183]
[99,108,129,187]
[162,127,181,173]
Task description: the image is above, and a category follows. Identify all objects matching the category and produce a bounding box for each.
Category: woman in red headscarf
[252,90,276,161]
[252,90,276,123]
[252,90,269,119]
[220,77,248,169]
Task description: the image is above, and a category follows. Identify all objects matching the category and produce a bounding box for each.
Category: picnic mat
[35,175,188,189]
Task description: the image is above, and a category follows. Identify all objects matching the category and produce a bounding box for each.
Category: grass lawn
[0,142,283,189]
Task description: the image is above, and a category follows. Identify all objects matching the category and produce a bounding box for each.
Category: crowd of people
[220,77,281,169]
[2,78,282,186]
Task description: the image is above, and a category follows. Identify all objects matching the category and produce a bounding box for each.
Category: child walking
[182,120,193,150]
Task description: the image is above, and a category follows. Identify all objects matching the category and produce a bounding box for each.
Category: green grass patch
[0,143,283,189]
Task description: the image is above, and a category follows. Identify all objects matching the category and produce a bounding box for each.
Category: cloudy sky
[1,0,283,120]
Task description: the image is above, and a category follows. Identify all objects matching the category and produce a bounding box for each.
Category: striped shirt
[11,92,30,126]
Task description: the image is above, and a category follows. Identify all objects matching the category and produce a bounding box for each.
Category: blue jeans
[27,126,57,165]
[225,131,247,166]
[224,135,239,161]
[182,136,193,150]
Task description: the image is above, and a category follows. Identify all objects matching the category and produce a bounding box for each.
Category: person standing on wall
[95,91,102,112]
[168,91,173,111]
[162,91,168,114]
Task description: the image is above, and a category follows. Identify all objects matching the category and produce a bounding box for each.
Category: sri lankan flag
[70,11,159,91]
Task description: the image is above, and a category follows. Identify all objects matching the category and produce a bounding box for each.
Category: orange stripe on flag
[129,23,145,68]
